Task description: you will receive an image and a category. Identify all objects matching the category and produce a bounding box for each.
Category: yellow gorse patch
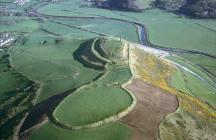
[128,43,216,121]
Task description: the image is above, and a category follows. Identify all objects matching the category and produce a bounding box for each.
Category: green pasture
[36,0,216,56]
[53,85,132,126]
[169,62,216,107]
[0,51,36,139]
[56,18,139,43]
[42,20,98,38]
[37,77,83,103]
[112,9,216,55]
[0,16,39,33]
[99,68,131,85]
[175,53,216,79]
[10,35,101,103]
[37,0,125,18]
[167,55,216,88]
[11,35,100,81]
[30,121,132,140]
[0,70,31,98]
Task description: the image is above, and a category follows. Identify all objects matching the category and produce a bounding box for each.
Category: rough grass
[171,67,216,107]
[167,55,216,107]
[0,70,31,97]
[37,0,125,18]
[175,53,216,80]
[141,9,216,55]
[42,20,98,38]
[159,108,216,140]
[2,1,216,139]
[129,44,216,140]
[166,55,216,87]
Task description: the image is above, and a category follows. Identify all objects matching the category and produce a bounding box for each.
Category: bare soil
[121,78,178,140]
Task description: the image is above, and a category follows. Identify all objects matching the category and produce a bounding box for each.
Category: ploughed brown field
[121,78,178,140]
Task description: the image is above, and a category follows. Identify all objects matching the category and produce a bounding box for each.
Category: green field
[170,67,216,107]
[37,0,124,18]
[99,68,131,85]
[10,34,101,103]
[42,20,98,38]
[55,18,139,43]
[176,53,216,79]
[0,51,37,139]
[30,121,132,140]
[160,108,216,140]
[0,16,39,33]
[112,9,216,53]
[165,55,216,107]
[54,85,132,126]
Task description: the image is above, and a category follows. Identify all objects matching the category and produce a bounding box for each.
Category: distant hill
[94,0,216,18]
[95,0,146,11]
[156,0,187,11]
[156,0,216,18]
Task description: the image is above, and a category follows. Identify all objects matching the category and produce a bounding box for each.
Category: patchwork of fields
[0,0,216,140]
